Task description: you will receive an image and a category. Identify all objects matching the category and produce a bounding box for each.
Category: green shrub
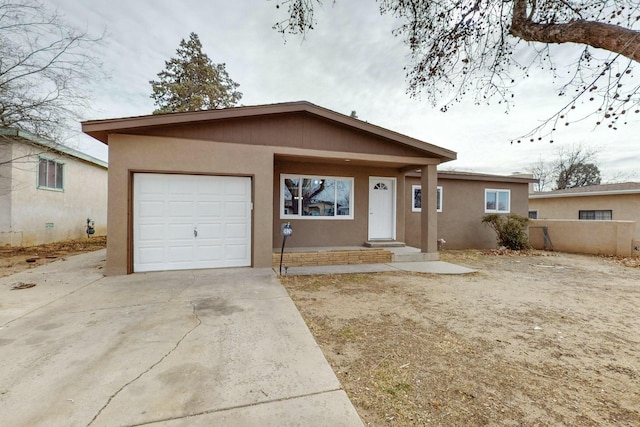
[481,213,531,250]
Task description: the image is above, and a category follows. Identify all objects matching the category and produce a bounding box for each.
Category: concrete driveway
[0,250,362,426]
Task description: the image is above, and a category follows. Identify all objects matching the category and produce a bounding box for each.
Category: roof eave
[0,127,108,169]
[530,189,640,199]
[81,101,457,162]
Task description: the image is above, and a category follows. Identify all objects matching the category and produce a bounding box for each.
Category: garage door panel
[168,176,195,194]
[168,246,196,262]
[137,247,165,264]
[138,224,165,240]
[225,244,250,261]
[134,173,251,272]
[224,201,249,218]
[224,179,249,196]
[138,201,165,218]
[167,201,195,217]
[225,223,249,239]
[197,201,223,218]
[196,245,224,261]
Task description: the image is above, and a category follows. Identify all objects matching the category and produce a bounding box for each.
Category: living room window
[485,189,510,213]
[579,210,612,220]
[281,174,354,219]
[411,185,443,212]
[38,157,64,190]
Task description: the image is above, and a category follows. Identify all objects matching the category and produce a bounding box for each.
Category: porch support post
[420,164,439,260]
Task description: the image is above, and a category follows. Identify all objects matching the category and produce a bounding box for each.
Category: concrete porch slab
[280,261,476,276]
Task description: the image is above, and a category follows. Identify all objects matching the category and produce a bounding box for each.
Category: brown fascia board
[407,170,538,183]
[81,101,457,162]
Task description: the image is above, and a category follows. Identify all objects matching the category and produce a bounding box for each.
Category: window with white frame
[528,210,538,219]
[484,189,510,213]
[38,157,64,190]
[281,174,354,219]
[411,185,442,212]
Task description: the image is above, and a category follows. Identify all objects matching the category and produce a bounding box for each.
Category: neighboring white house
[0,127,107,246]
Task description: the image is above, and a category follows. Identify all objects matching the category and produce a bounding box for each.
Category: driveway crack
[87,301,202,426]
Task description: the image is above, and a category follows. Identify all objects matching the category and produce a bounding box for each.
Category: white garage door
[133,173,251,272]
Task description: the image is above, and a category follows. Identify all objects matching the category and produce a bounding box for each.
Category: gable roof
[530,182,640,199]
[0,127,107,169]
[81,101,456,162]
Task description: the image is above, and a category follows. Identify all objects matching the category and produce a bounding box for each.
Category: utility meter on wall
[281,222,293,237]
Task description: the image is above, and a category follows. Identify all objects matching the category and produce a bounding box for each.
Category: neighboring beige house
[529,183,640,256]
[0,128,108,246]
[406,171,536,249]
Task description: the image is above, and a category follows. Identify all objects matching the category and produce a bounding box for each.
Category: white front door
[368,177,396,240]
[133,173,252,272]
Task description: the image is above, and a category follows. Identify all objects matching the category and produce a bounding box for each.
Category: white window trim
[411,185,442,213]
[280,174,354,220]
[528,210,539,219]
[37,157,65,191]
[484,188,511,213]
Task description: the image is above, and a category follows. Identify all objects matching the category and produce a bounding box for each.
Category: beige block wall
[106,134,275,275]
[405,176,531,249]
[0,141,107,246]
[529,194,640,240]
[0,142,12,241]
[530,219,636,257]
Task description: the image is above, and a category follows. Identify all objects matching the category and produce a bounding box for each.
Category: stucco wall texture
[0,141,107,246]
[529,194,640,240]
[405,176,532,250]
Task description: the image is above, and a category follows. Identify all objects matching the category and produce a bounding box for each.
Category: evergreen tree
[150,33,242,114]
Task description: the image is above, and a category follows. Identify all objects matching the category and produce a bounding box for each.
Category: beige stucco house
[82,101,534,275]
[529,183,640,255]
[0,128,108,246]
[82,102,457,275]
[406,171,535,249]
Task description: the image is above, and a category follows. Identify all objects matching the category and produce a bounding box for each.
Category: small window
[373,182,388,190]
[411,185,442,213]
[281,174,354,219]
[528,210,538,219]
[485,189,510,213]
[579,210,612,220]
[38,158,64,190]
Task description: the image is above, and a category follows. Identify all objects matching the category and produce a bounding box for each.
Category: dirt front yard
[0,236,106,278]
[281,250,640,426]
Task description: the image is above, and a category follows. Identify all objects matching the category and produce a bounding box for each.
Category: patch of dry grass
[280,251,640,426]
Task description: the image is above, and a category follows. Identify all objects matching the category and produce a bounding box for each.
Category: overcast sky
[47,0,638,182]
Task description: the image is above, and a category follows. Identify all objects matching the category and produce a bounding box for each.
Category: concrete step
[392,252,430,262]
[363,240,406,248]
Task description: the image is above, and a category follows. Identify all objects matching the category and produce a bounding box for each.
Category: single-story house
[529,182,640,244]
[0,127,108,246]
[82,101,534,275]
[406,171,536,249]
[82,101,456,274]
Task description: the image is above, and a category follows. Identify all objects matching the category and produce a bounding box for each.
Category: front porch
[272,244,436,268]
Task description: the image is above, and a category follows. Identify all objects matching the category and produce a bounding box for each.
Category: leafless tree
[272,0,640,141]
[529,156,555,191]
[0,0,103,146]
[529,144,602,190]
